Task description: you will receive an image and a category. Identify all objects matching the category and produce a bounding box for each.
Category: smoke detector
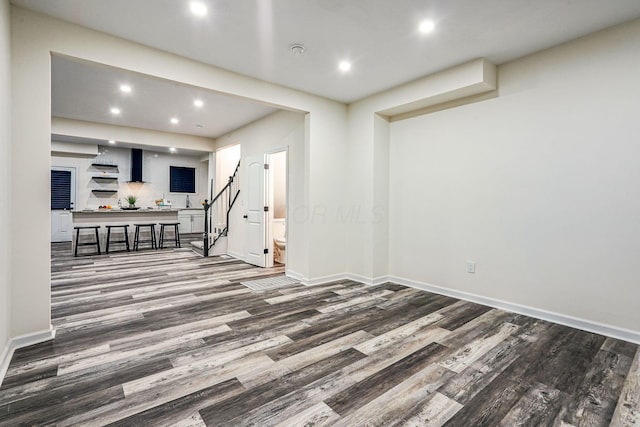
[290,44,306,56]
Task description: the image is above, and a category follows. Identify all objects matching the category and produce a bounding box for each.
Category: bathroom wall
[271,150,287,219]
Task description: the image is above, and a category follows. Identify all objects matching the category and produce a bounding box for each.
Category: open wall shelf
[91,163,118,168]
[92,176,119,181]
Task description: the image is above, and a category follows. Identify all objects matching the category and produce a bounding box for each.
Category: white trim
[0,342,11,387]
[288,272,387,287]
[387,275,640,345]
[0,327,56,387]
[302,273,350,286]
[344,273,388,286]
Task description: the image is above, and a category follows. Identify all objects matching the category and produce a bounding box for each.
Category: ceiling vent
[290,44,305,56]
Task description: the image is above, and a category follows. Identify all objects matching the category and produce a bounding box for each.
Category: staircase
[191,161,240,256]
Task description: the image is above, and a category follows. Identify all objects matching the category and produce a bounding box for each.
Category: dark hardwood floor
[0,243,638,426]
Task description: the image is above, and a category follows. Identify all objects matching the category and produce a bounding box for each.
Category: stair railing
[202,160,240,256]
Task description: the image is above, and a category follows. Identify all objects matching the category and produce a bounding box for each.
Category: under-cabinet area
[178,209,205,234]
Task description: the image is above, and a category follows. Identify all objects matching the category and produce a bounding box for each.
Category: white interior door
[51,167,76,242]
[245,155,268,267]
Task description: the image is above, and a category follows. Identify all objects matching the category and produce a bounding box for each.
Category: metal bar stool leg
[124,227,130,252]
[106,226,112,254]
[152,225,157,249]
[74,227,80,257]
[134,226,140,251]
[94,227,101,255]
[159,224,165,249]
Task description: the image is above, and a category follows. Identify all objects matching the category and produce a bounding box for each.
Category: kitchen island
[72,208,181,253]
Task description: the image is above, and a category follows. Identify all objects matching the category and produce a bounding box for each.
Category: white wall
[215,144,241,193]
[271,150,287,219]
[53,117,215,153]
[10,6,347,338]
[14,2,639,344]
[389,19,640,333]
[346,59,496,282]
[52,145,209,211]
[0,0,11,363]
[216,110,305,276]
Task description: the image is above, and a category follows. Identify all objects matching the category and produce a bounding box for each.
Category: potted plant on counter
[126,195,138,209]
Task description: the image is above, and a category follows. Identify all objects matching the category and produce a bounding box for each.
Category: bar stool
[133,223,157,251]
[159,222,181,249]
[74,225,101,256]
[105,224,130,253]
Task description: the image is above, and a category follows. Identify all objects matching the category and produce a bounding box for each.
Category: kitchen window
[170,166,196,193]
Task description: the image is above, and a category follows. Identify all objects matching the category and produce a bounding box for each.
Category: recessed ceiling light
[170,117,179,124]
[190,1,207,16]
[419,20,435,34]
[108,140,116,144]
[119,84,132,93]
[110,107,121,115]
[169,147,177,153]
[338,61,352,72]
[194,99,204,108]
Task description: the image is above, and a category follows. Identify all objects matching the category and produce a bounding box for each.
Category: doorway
[243,149,288,268]
[50,166,76,242]
[267,149,287,268]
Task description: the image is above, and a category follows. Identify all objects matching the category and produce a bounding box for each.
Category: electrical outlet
[466,261,476,274]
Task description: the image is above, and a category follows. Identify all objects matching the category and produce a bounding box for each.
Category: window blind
[170,166,196,193]
[51,169,72,210]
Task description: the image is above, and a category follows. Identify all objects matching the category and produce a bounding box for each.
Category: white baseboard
[0,341,11,387]
[0,326,56,387]
[286,270,640,345]
[287,271,388,287]
[345,273,388,286]
[387,275,640,345]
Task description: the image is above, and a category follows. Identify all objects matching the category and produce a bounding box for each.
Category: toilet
[274,237,286,264]
[273,218,286,264]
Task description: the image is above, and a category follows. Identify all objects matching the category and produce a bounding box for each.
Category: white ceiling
[14,0,640,104]
[51,55,279,139]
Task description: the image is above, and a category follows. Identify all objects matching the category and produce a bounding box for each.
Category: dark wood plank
[200,348,367,425]
[325,342,449,416]
[106,378,244,426]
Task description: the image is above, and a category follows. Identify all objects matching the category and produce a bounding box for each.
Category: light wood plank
[610,347,640,426]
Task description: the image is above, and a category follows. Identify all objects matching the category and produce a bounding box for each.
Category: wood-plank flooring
[0,243,639,426]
